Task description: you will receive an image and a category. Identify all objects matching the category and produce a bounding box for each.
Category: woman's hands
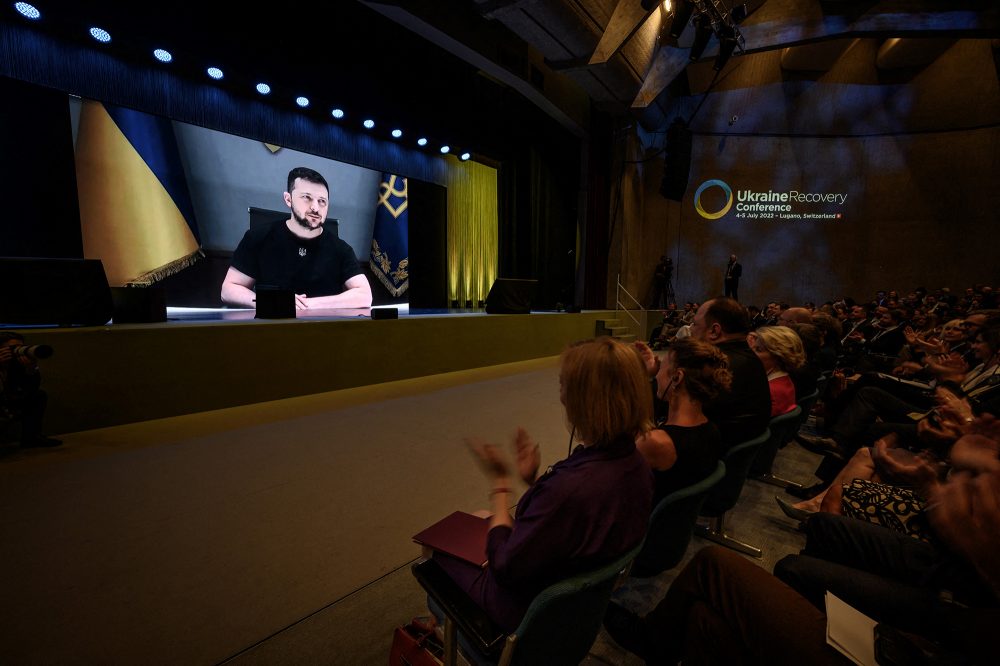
[465,428,542,487]
[634,341,660,377]
[514,427,541,485]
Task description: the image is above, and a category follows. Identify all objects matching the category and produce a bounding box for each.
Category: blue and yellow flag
[370,173,409,297]
[74,100,200,286]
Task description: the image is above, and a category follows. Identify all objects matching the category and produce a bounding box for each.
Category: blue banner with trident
[370,173,409,297]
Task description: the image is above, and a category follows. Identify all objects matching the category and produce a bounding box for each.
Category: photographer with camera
[0,331,61,448]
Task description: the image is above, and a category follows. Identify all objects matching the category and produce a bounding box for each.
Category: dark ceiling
[6,1,1000,156]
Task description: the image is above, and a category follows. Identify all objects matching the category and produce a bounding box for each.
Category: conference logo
[694,178,848,221]
[694,179,733,220]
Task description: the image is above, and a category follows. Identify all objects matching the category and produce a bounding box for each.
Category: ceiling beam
[632,5,1000,107]
[589,0,658,65]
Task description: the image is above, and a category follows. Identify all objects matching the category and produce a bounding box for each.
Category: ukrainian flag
[370,173,409,297]
[74,100,200,286]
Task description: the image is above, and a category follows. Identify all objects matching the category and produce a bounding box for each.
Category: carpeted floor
[0,356,825,665]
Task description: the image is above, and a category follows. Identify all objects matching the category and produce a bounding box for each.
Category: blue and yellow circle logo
[694,179,733,219]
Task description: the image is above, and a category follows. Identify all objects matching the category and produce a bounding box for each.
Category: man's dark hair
[287,167,329,195]
[0,331,25,345]
[810,312,843,342]
[704,297,750,335]
[787,322,822,358]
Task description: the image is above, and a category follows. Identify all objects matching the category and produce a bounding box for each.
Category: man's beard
[293,209,323,230]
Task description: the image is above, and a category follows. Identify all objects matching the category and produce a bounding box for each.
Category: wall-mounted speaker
[0,257,113,327]
[485,278,537,314]
[111,287,166,323]
[371,307,398,319]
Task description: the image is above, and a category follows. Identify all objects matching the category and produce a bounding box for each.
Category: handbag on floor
[389,616,443,666]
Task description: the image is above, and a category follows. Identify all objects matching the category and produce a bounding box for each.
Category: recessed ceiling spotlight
[331,108,345,119]
[89,27,111,43]
[153,48,173,63]
[363,119,375,129]
[296,96,310,108]
[391,129,402,138]
[14,3,40,20]
[417,137,428,147]
[460,152,471,161]
[207,67,224,80]
[440,145,450,154]
[256,83,271,95]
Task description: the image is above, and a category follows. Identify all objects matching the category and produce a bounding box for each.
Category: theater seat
[749,405,804,485]
[631,460,725,578]
[412,542,642,666]
[694,429,771,558]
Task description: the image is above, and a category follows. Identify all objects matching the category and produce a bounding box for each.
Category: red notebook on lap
[412,511,490,568]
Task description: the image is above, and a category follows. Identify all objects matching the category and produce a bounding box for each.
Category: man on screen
[221,167,372,309]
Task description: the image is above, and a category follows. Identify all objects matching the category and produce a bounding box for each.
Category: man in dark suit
[724,254,742,300]
[689,297,771,450]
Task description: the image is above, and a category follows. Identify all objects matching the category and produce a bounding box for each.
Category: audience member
[688,298,771,449]
[635,338,730,504]
[434,337,653,632]
[747,326,805,417]
[606,420,1000,665]
[799,323,1000,459]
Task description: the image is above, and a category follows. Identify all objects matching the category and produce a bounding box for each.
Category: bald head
[779,307,812,326]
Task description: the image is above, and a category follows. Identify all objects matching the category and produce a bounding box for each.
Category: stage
[15,307,621,434]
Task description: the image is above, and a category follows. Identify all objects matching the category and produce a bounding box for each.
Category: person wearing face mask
[634,338,730,504]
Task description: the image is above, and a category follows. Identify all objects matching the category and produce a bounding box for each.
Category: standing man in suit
[724,254,742,301]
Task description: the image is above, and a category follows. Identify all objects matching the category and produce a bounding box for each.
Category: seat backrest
[771,405,804,446]
[749,407,803,477]
[631,461,726,577]
[702,428,771,517]
[795,389,820,429]
[505,542,643,666]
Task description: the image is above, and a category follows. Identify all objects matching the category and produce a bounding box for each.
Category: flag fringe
[125,249,203,287]
[369,258,409,297]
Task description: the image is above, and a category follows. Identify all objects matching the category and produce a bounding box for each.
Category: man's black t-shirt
[230,220,361,297]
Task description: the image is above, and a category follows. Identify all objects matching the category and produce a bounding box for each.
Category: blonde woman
[747,326,806,416]
[446,337,654,632]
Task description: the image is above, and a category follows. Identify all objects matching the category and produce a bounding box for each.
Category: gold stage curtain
[446,158,498,306]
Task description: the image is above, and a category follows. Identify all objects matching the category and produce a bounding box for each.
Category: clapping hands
[465,427,541,486]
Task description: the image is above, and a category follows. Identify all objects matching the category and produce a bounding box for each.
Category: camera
[12,344,54,361]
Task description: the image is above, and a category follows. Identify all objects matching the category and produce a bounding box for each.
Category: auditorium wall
[613,38,1000,308]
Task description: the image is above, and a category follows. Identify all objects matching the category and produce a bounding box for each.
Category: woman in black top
[636,338,732,503]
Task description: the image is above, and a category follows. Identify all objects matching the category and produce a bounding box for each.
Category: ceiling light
[14,3,40,20]
[207,67,224,80]
[153,48,173,63]
[296,96,309,108]
[460,152,471,161]
[89,27,111,43]
[391,129,402,138]
[417,137,428,147]
[363,119,375,129]
[439,145,450,154]
[331,108,345,119]
[256,83,271,95]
